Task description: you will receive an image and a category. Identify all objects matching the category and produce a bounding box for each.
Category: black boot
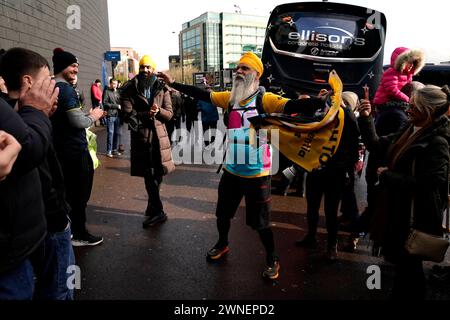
[143,212,168,228]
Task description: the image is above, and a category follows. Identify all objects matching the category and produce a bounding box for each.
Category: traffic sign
[104,51,121,61]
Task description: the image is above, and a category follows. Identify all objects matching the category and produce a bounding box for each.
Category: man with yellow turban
[158,52,286,280]
[158,52,355,277]
[120,55,175,228]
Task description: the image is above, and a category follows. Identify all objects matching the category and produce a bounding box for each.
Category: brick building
[0,0,111,104]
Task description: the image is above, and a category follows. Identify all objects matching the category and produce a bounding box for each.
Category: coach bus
[261,2,387,99]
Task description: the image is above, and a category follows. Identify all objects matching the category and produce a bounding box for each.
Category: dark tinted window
[269,12,383,59]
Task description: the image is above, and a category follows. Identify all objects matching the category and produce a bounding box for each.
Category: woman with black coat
[358,85,450,299]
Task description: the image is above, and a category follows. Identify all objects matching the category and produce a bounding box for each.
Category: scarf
[248,70,345,172]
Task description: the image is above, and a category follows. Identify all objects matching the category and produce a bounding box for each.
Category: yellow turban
[239,52,264,76]
[139,55,156,70]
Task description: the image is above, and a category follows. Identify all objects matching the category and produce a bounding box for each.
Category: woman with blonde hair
[358,84,450,299]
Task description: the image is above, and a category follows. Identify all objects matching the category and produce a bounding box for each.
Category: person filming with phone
[357,84,450,299]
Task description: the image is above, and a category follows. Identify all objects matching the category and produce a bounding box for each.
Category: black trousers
[144,168,164,217]
[340,169,359,222]
[215,171,277,263]
[130,133,165,217]
[57,149,94,236]
[305,167,346,246]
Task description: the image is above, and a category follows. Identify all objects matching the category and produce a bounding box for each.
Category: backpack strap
[256,86,266,115]
[217,87,266,174]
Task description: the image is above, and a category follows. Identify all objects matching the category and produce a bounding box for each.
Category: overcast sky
[108,0,448,70]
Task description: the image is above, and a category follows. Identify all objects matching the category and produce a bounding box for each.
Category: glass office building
[180,12,268,73]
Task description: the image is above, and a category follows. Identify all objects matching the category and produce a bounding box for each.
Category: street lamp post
[170,30,184,83]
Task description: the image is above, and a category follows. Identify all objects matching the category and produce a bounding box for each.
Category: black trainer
[142,212,168,228]
[206,245,230,261]
[262,260,280,280]
[72,231,103,247]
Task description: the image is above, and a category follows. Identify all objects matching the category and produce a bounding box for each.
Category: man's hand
[149,103,160,117]
[377,167,388,176]
[18,76,59,117]
[89,107,105,121]
[357,99,372,117]
[0,131,21,181]
[318,89,329,98]
[157,71,174,85]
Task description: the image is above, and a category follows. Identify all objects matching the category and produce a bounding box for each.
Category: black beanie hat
[52,48,78,74]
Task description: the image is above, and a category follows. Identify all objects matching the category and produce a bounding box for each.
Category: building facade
[0,0,111,104]
[180,12,268,76]
[169,55,180,70]
[111,47,141,81]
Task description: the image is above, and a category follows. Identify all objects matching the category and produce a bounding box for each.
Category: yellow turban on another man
[239,52,264,77]
[139,55,157,70]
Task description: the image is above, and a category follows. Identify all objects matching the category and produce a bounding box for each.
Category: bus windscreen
[261,2,387,98]
[270,12,383,60]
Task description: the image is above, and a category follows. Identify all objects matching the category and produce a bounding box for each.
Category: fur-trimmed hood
[391,47,425,75]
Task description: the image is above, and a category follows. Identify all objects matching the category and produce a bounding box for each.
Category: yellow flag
[252,70,345,172]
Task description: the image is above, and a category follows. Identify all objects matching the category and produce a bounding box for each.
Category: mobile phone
[364,85,369,100]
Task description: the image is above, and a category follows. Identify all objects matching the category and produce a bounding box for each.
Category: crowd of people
[0,44,449,300]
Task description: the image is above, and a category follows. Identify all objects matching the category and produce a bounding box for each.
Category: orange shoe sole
[207,247,230,260]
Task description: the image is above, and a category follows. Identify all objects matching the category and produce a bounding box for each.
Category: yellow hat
[139,55,156,70]
[238,52,264,76]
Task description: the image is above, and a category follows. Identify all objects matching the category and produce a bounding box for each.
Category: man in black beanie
[52,48,78,75]
[50,48,105,246]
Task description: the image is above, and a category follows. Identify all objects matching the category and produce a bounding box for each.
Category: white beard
[230,73,258,105]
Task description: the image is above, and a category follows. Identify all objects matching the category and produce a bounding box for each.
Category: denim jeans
[34,225,76,300]
[0,259,35,300]
[106,116,121,153]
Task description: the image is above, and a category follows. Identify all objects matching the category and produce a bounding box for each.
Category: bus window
[261,2,387,99]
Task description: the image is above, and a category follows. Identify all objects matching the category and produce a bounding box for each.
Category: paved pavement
[73,122,450,301]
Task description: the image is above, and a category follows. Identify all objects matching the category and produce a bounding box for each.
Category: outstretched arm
[157,72,211,103]
[283,97,325,116]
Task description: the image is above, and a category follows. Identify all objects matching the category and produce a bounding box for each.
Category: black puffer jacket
[359,115,450,260]
[0,99,51,273]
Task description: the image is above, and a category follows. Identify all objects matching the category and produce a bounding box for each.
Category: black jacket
[0,98,51,273]
[37,143,70,233]
[359,115,450,260]
[103,87,121,118]
[326,107,360,170]
[283,99,360,171]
